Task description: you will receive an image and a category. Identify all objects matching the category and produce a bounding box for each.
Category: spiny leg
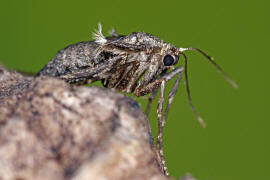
[145,71,167,116]
[134,66,184,97]
[134,66,184,176]
[156,70,183,176]
[156,80,168,176]
[163,70,183,126]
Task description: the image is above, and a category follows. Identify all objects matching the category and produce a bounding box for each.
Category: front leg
[145,70,167,116]
[156,80,168,176]
[134,66,184,97]
[134,66,184,176]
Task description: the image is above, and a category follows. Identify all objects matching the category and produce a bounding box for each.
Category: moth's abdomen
[37,41,99,78]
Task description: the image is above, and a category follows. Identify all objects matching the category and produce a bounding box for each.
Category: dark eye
[163,55,175,66]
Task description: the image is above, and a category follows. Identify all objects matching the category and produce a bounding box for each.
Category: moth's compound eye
[163,55,175,66]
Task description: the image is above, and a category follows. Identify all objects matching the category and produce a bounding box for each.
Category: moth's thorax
[122,32,165,46]
[100,33,180,93]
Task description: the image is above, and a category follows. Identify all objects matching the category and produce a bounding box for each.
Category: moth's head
[162,45,239,89]
[161,45,180,68]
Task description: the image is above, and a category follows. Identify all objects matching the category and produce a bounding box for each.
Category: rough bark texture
[0,66,197,180]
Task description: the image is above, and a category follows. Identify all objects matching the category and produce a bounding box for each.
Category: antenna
[179,47,238,88]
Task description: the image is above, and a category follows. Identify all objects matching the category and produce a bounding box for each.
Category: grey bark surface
[0,66,197,180]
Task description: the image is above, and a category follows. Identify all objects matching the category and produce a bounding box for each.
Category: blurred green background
[0,0,269,179]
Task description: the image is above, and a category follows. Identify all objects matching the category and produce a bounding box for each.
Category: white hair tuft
[92,23,107,44]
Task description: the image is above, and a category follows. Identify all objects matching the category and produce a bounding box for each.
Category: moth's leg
[156,80,169,176]
[113,61,139,89]
[145,70,167,116]
[156,70,183,176]
[134,66,184,176]
[134,66,184,96]
[163,70,183,122]
[145,88,158,116]
[156,71,183,176]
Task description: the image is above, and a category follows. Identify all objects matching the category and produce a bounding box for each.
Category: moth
[37,24,238,176]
